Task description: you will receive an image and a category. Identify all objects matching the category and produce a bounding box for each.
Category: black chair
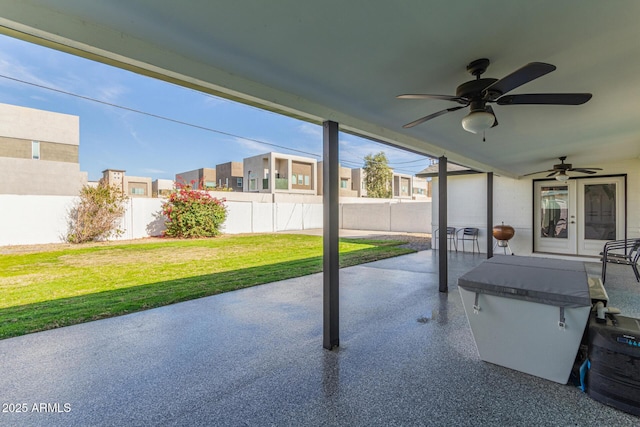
[433,227,457,252]
[457,227,480,254]
[600,238,640,284]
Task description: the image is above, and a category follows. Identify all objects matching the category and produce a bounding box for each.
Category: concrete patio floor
[1,250,639,426]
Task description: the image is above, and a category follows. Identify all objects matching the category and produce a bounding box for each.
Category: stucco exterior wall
[0,157,87,196]
[432,174,537,256]
[0,103,79,145]
[597,158,640,237]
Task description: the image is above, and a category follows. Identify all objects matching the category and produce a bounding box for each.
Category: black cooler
[587,313,640,416]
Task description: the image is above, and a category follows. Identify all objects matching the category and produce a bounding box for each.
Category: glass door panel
[534,181,576,254]
[577,177,624,256]
[583,183,616,240]
[540,185,569,239]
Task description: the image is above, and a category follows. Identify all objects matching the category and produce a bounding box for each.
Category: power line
[0,73,321,158]
[340,160,363,169]
[388,158,431,166]
[339,159,426,175]
[1,73,434,172]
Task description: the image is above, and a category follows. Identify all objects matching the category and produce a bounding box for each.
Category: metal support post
[487,172,494,258]
[438,156,448,293]
[323,120,339,350]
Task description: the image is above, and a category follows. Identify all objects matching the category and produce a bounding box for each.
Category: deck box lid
[458,255,591,307]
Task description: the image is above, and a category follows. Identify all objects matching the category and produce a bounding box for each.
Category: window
[205,181,216,189]
[249,178,257,191]
[304,175,310,186]
[298,175,303,185]
[32,141,40,160]
[340,179,348,189]
[237,178,243,187]
[131,187,145,195]
[292,174,297,184]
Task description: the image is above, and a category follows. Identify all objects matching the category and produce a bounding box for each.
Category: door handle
[570,221,576,224]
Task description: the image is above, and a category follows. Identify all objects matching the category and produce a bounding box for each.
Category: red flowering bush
[161,181,227,238]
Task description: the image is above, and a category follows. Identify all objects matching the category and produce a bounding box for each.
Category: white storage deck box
[458,256,592,384]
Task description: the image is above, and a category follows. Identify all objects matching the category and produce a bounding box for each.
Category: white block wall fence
[0,192,431,246]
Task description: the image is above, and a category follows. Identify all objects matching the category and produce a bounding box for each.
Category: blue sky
[0,34,432,182]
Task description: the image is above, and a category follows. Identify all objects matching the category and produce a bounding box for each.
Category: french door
[534,176,625,256]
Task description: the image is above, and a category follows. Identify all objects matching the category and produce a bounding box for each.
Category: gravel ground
[346,233,433,252]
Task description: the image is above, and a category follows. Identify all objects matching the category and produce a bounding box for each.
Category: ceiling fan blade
[483,62,556,99]
[402,106,466,129]
[521,170,551,177]
[397,94,468,104]
[571,168,602,174]
[546,171,560,177]
[496,93,592,105]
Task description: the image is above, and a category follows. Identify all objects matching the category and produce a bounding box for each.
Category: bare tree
[66,181,128,243]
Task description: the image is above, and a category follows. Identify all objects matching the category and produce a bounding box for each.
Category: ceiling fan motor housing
[554,162,572,171]
[456,79,498,101]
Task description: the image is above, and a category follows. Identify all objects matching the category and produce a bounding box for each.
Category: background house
[125,175,153,198]
[152,179,174,197]
[175,168,216,189]
[351,168,367,198]
[411,176,430,200]
[0,102,87,196]
[392,172,413,199]
[102,169,152,198]
[317,162,430,200]
[244,152,317,195]
[216,161,244,191]
[317,162,359,197]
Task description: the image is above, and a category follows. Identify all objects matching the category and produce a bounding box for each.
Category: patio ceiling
[0,1,639,178]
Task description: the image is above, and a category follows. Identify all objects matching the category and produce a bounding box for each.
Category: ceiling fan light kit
[461,110,495,134]
[555,171,570,182]
[398,58,592,133]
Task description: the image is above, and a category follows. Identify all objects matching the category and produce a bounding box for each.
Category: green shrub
[162,182,227,238]
[66,182,128,243]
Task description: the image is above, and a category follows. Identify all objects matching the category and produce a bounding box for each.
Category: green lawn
[0,234,414,339]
